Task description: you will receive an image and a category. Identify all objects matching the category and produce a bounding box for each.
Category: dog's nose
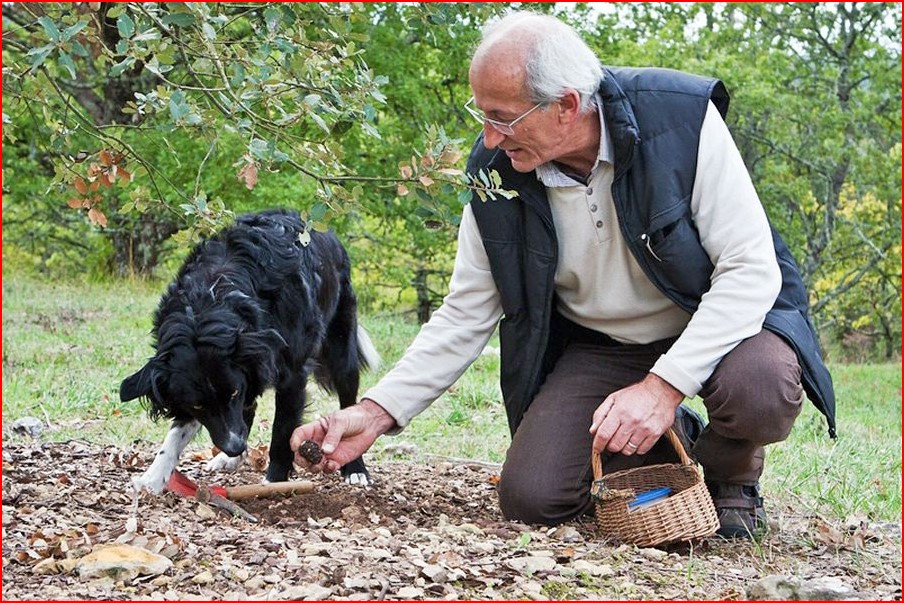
[218,433,247,457]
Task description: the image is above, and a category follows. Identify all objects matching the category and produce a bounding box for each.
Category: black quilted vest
[466,67,836,438]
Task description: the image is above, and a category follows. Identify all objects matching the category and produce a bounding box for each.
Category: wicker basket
[590,429,719,547]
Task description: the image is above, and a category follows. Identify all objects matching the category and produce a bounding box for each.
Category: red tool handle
[166,470,228,498]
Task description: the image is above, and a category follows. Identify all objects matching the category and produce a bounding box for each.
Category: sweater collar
[532,67,639,185]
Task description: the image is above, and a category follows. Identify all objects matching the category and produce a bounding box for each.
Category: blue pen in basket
[627,487,672,511]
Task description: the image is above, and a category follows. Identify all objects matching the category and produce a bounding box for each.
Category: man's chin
[502,148,539,173]
[509,158,538,173]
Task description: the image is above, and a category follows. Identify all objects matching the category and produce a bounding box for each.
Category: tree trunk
[414,268,431,325]
[107,212,180,277]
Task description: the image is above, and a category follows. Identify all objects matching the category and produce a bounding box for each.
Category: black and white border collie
[120,209,379,492]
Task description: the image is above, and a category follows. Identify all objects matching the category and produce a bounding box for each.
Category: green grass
[764,363,902,520]
[2,274,900,523]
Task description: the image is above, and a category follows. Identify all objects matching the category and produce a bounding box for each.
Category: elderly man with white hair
[292,10,835,540]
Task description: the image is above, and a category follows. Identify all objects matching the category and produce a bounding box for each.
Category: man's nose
[482,123,506,149]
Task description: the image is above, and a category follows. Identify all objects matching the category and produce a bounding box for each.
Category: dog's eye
[230,390,240,401]
[191,404,204,411]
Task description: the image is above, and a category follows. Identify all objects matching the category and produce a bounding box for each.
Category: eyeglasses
[463,97,544,135]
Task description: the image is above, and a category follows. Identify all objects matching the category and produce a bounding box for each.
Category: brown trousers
[497,330,804,525]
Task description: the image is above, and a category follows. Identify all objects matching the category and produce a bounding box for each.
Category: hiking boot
[707,481,768,539]
[673,403,706,455]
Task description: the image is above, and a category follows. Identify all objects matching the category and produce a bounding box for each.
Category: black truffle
[298,440,324,464]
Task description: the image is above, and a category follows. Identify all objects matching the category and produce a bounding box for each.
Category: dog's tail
[356,325,381,371]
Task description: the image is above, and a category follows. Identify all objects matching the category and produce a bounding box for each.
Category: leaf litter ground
[2,440,900,600]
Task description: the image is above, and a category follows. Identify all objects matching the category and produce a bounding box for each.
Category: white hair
[476,11,604,111]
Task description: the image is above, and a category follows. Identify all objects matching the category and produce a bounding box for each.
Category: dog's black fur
[121,209,377,484]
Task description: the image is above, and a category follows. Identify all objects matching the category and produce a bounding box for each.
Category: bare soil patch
[2,440,900,600]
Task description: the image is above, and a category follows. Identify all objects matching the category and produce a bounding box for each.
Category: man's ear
[120,363,152,401]
[558,88,583,123]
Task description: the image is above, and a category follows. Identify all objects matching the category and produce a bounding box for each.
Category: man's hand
[290,398,397,473]
[589,374,684,456]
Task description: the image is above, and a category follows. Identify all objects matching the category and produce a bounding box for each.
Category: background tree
[2,2,900,358]
[583,1,901,359]
[2,2,492,279]
[330,3,508,318]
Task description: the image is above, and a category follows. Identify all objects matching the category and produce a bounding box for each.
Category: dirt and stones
[2,440,901,600]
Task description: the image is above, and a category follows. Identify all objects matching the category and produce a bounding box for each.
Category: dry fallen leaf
[814,517,872,550]
[248,445,269,473]
[191,448,214,462]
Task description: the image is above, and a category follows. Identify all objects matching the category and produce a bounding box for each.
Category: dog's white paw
[206,451,245,473]
[344,472,371,488]
[132,469,170,495]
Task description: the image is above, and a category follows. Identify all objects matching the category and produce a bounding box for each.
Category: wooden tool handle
[224,480,316,501]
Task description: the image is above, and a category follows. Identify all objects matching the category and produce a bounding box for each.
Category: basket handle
[591,428,692,481]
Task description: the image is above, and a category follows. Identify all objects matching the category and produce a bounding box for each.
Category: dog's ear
[238,328,287,354]
[236,329,287,381]
[120,363,153,402]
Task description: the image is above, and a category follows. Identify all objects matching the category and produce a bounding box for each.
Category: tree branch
[43,72,188,207]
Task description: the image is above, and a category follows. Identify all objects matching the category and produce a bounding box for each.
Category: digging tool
[164,470,316,522]
[166,470,316,500]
